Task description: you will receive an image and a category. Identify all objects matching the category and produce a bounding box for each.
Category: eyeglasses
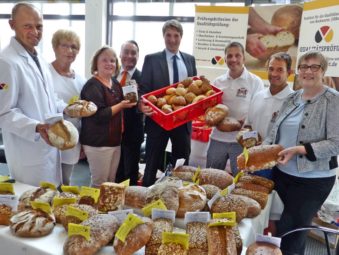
[59,43,79,52]
[298,64,322,72]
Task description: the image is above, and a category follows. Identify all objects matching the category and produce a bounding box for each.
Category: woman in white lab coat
[50,29,86,185]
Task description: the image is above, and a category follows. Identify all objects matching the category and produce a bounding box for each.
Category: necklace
[52,62,75,79]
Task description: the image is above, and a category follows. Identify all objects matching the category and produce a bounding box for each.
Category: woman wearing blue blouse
[265,51,339,255]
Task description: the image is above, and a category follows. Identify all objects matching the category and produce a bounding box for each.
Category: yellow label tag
[219,187,228,196]
[66,206,89,221]
[210,212,236,227]
[31,201,52,214]
[115,214,144,242]
[61,185,80,194]
[0,175,9,182]
[192,166,201,184]
[68,96,79,105]
[40,181,57,191]
[233,171,244,184]
[53,197,77,208]
[243,147,249,167]
[120,179,130,187]
[183,181,190,186]
[68,223,90,241]
[80,186,100,203]
[0,183,14,194]
[162,232,190,250]
[142,199,167,217]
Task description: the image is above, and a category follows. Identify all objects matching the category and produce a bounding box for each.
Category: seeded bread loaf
[59,203,98,230]
[124,186,148,209]
[63,214,119,255]
[187,222,208,255]
[97,182,125,212]
[238,174,274,192]
[145,218,173,255]
[246,242,283,255]
[231,188,268,209]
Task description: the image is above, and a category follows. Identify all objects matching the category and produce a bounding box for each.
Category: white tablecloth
[0,182,283,255]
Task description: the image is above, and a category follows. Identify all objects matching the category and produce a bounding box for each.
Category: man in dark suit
[139,19,197,187]
[116,40,144,185]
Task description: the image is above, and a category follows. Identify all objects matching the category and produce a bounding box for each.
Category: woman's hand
[277,146,306,165]
[119,100,137,109]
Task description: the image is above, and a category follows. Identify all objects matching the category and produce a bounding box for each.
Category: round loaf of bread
[172,165,196,181]
[65,100,97,118]
[237,144,284,172]
[205,104,229,126]
[246,242,283,255]
[271,5,303,40]
[60,204,98,230]
[10,209,55,237]
[231,194,261,218]
[125,186,148,209]
[18,187,58,211]
[113,217,153,255]
[201,184,221,200]
[146,182,179,213]
[47,120,79,151]
[216,117,241,132]
[177,184,207,218]
[199,168,234,189]
[210,194,248,223]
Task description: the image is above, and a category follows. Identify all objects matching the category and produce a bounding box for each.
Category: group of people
[0,2,338,255]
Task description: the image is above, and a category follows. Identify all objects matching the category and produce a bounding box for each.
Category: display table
[0,182,283,255]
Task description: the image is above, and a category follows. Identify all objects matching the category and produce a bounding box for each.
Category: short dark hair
[224,41,245,55]
[123,40,139,52]
[162,19,183,37]
[269,52,292,72]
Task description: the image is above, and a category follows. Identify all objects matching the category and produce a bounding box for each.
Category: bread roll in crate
[142,76,223,131]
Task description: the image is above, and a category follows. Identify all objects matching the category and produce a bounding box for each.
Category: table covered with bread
[0,168,283,255]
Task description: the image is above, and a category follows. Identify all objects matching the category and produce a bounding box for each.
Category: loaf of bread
[0,204,13,225]
[236,128,262,149]
[172,165,196,181]
[232,226,243,255]
[63,214,119,255]
[18,187,58,211]
[47,120,79,150]
[246,242,283,255]
[235,182,270,194]
[113,217,153,255]
[124,186,148,209]
[207,219,237,255]
[145,218,173,255]
[97,182,125,212]
[65,100,97,118]
[158,243,188,255]
[201,184,221,200]
[271,5,303,40]
[238,174,275,192]
[60,204,98,230]
[210,194,248,223]
[10,209,56,237]
[146,182,179,213]
[216,117,242,132]
[187,222,208,255]
[205,104,229,126]
[230,194,261,218]
[237,144,284,172]
[200,168,234,189]
[177,184,207,218]
[231,188,268,209]
[257,31,295,60]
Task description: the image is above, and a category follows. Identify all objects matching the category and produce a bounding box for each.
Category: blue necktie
[172,55,179,83]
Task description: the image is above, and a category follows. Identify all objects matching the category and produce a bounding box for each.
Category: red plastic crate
[141,78,223,131]
[191,120,212,142]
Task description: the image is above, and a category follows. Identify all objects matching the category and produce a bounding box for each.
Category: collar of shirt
[265,85,294,100]
[120,66,136,77]
[225,66,247,81]
[165,48,181,62]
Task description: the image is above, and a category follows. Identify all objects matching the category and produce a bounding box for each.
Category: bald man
[0,2,66,186]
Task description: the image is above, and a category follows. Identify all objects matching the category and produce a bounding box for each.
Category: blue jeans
[206,139,243,175]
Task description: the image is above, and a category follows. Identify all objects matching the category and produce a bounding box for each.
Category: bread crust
[246,242,283,255]
[237,144,284,172]
[65,100,97,118]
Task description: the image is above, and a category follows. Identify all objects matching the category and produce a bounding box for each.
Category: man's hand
[139,100,153,116]
[36,123,52,145]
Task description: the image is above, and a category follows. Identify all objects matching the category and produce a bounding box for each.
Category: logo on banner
[211,56,225,65]
[315,26,334,43]
[0,83,9,91]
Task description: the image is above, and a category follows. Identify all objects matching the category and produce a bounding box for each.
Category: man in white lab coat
[0,3,66,186]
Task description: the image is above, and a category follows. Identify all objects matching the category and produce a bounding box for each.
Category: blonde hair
[51,29,80,50]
